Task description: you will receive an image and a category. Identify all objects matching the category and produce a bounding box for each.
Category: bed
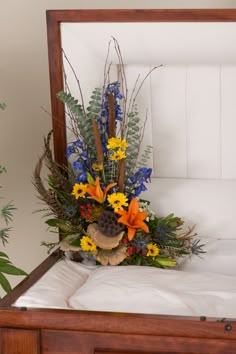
[1,9,236,354]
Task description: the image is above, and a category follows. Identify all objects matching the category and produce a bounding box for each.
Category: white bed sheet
[68,265,236,318]
[13,258,97,309]
[13,257,236,319]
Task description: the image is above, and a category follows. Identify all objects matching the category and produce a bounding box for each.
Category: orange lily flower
[117,198,149,241]
[86,177,116,203]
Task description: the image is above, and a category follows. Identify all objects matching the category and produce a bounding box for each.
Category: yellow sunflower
[107,137,128,151]
[110,150,126,161]
[146,243,159,257]
[120,139,128,150]
[80,236,97,252]
[92,163,103,172]
[107,137,123,149]
[71,183,87,199]
[107,192,129,212]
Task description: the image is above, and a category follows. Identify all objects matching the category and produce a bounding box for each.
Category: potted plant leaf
[0,103,27,295]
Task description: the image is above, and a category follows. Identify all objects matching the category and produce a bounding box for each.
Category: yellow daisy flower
[92,163,103,172]
[80,236,97,252]
[107,192,128,212]
[110,150,126,161]
[120,139,128,150]
[107,137,128,151]
[146,243,159,257]
[107,137,122,149]
[71,183,87,199]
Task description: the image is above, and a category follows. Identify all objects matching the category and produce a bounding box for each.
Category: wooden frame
[0,9,236,354]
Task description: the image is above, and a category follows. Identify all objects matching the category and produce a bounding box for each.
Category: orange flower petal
[137,211,148,221]
[129,198,139,215]
[86,177,116,203]
[117,198,149,239]
[127,227,136,241]
[117,214,132,227]
[133,220,149,233]
[116,209,127,216]
[104,182,117,195]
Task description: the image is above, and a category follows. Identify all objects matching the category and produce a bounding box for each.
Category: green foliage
[41,241,59,255]
[0,166,6,174]
[57,88,102,164]
[56,91,84,121]
[45,218,84,236]
[0,103,6,110]
[0,252,27,293]
[1,108,27,294]
[137,145,153,167]
[124,111,142,179]
[1,202,16,225]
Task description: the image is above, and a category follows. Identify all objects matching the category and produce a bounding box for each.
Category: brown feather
[33,151,69,220]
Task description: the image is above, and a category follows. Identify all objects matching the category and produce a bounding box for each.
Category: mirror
[46,9,236,317]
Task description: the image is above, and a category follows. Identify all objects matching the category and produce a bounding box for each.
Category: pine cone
[97,210,124,237]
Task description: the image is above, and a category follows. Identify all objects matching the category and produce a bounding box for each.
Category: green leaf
[155,256,176,268]
[0,251,9,259]
[0,272,11,293]
[87,172,95,185]
[0,258,11,265]
[0,227,10,246]
[1,202,16,224]
[45,218,64,227]
[0,264,27,276]
[0,166,7,174]
[0,103,6,110]
[70,239,81,248]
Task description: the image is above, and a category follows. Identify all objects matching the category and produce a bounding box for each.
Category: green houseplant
[0,103,26,294]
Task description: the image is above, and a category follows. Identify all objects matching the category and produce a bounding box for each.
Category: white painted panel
[221,65,236,179]
[124,65,153,170]
[151,66,187,178]
[61,23,236,64]
[186,66,221,179]
[143,178,236,239]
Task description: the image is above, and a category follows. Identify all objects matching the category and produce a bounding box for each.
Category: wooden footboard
[0,250,235,353]
[0,307,236,354]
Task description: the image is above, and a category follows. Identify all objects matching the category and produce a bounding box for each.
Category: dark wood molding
[46,12,66,166]
[0,307,235,340]
[46,9,236,22]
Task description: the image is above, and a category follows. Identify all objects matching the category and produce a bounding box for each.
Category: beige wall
[1,0,236,292]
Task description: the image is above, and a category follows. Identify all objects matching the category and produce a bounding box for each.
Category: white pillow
[179,239,236,276]
[13,258,96,309]
[68,265,236,317]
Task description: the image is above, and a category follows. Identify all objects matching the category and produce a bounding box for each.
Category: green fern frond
[0,103,6,110]
[57,89,102,162]
[0,166,6,174]
[1,202,16,225]
[0,227,11,246]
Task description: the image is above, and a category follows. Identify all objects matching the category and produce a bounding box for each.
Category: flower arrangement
[34,40,204,268]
